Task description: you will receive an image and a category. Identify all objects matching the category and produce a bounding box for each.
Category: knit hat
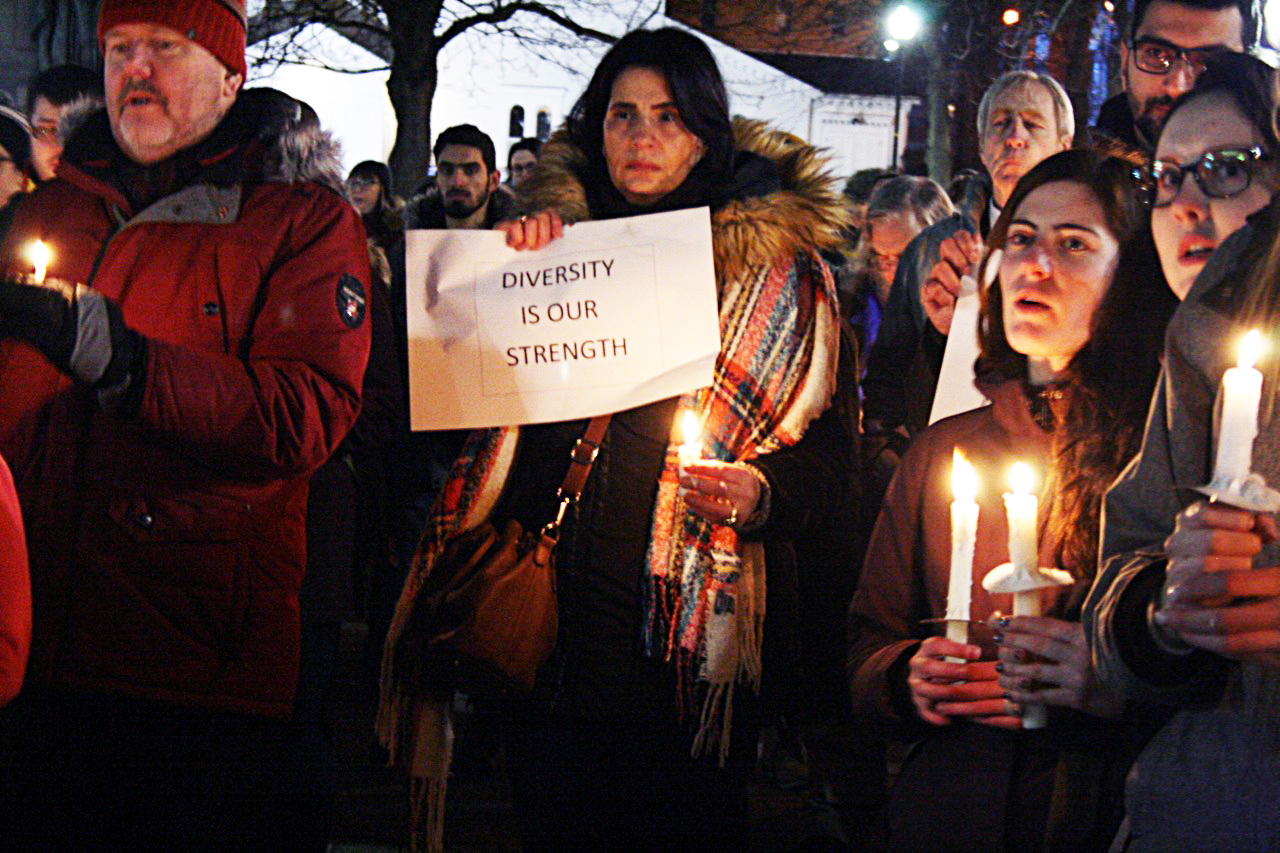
[0,106,31,173]
[98,0,248,78]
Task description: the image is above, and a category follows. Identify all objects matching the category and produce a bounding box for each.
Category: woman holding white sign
[379,26,859,850]
[848,149,1176,851]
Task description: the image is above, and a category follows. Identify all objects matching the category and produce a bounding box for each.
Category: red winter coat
[0,103,371,718]
[0,452,29,706]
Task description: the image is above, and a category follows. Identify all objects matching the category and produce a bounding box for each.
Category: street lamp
[886,4,922,170]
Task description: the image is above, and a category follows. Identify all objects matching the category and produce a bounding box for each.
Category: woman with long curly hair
[849,148,1177,851]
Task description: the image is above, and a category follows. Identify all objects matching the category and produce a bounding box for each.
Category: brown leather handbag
[403,415,612,694]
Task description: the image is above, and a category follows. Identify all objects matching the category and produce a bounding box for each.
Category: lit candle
[1213,330,1264,485]
[677,409,702,475]
[946,449,979,650]
[1004,462,1038,574]
[27,240,49,285]
[1003,460,1047,727]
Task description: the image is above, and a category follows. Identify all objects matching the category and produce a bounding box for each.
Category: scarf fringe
[410,774,447,853]
[691,680,735,766]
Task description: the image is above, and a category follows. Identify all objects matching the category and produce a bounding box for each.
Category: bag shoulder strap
[560,414,612,498]
[543,413,612,542]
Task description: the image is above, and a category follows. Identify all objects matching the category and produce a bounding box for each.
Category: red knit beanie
[98,0,248,78]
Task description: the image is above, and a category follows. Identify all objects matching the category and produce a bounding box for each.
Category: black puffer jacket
[501,119,862,722]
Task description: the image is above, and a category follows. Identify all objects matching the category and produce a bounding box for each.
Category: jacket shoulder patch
[336,274,366,329]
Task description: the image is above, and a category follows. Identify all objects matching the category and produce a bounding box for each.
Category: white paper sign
[405,207,721,430]
[928,274,989,425]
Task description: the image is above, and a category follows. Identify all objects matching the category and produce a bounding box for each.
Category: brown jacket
[848,380,1056,724]
[847,382,1139,852]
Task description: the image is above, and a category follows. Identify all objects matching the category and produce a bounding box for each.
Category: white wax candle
[1213,330,1264,484]
[1003,462,1038,572]
[947,448,979,625]
[28,240,49,285]
[677,409,702,474]
[1013,587,1048,728]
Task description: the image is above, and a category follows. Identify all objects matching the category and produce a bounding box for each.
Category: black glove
[0,277,77,374]
[0,277,147,414]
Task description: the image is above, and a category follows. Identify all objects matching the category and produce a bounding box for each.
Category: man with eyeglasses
[24,64,102,183]
[1094,0,1255,155]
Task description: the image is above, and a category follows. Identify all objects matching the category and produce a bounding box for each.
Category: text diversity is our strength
[500,256,628,366]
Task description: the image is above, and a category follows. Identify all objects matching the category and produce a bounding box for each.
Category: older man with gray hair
[861,70,1074,510]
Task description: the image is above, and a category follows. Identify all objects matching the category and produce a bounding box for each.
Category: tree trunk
[386,60,436,196]
[385,1,443,196]
[925,24,951,184]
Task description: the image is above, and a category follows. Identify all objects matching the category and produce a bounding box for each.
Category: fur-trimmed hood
[520,118,851,285]
[59,88,347,195]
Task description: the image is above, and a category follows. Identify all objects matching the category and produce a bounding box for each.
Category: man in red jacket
[0,1,371,847]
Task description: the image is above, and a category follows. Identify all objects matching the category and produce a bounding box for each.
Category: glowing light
[28,241,49,285]
[680,410,700,446]
[952,448,977,503]
[1239,329,1264,370]
[677,409,703,471]
[1010,461,1035,496]
[886,4,923,41]
[884,38,900,52]
[1002,8,1020,25]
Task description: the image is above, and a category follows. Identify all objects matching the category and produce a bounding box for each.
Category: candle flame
[1009,461,1035,496]
[1239,329,1263,370]
[28,240,49,285]
[680,409,700,445]
[951,448,977,503]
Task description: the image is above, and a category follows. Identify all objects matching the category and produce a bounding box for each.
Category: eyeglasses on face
[1129,37,1227,76]
[1136,146,1271,208]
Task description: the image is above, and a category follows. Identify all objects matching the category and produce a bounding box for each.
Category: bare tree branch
[436,1,617,49]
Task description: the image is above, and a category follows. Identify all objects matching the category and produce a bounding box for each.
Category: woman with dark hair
[347,159,403,249]
[1148,52,1280,301]
[379,26,857,851]
[849,149,1177,851]
[1087,56,1280,852]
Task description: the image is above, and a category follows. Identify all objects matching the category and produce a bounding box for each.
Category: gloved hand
[0,276,147,413]
[0,276,77,374]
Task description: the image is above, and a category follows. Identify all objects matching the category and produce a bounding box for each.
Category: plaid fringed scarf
[643,249,839,762]
[375,427,518,852]
[377,251,839,851]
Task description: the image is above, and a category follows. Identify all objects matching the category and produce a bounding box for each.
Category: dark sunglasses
[1135,146,1272,208]
[1130,37,1228,76]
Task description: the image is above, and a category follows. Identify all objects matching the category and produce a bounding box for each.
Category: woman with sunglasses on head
[849,149,1177,852]
[1147,52,1280,301]
[1087,54,1280,852]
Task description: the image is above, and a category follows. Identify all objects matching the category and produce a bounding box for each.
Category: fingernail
[996,616,1011,630]
[995,662,1004,673]
[993,632,1004,644]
